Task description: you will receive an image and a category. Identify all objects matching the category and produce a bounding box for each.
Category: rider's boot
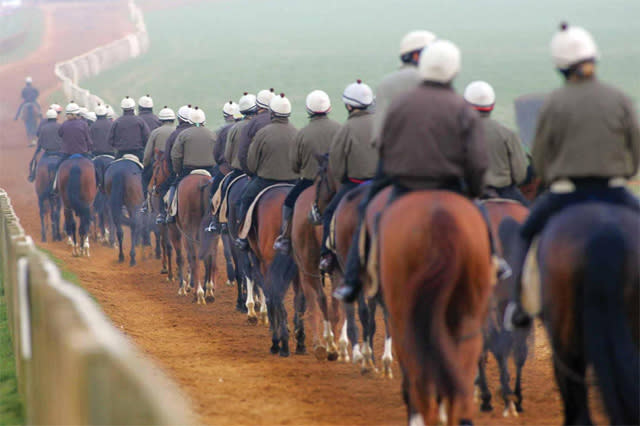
[333,223,363,303]
[165,185,177,224]
[273,205,293,253]
[503,233,533,330]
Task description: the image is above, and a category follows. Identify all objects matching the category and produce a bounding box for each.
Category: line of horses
[33,149,638,425]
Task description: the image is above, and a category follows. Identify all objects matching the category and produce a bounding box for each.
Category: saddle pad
[211,173,233,215]
[219,174,247,224]
[521,237,541,316]
[479,197,522,205]
[190,169,211,177]
[93,154,115,161]
[112,154,144,170]
[69,153,85,160]
[238,183,294,239]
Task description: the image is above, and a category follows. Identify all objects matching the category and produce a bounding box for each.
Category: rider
[138,94,162,132]
[15,76,39,120]
[105,105,116,121]
[142,106,176,206]
[166,107,217,222]
[318,80,377,273]
[334,40,491,302]
[463,81,529,204]
[107,96,151,162]
[205,93,257,232]
[273,90,341,253]
[234,93,299,250]
[237,88,276,174]
[504,23,640,329]
[160,105,193,223]
[203,101,242,233]
[55,102,94,177]
[28,108,62,182]
[90,104,115,156]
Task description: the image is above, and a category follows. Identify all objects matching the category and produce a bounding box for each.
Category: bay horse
[104,157,144,266]
[57,155,97,256]
[148,150,172,274]
[175,173,216,304]
[17,101,41,144]
[93,154,115,245]
[475,199,532,417]
[501,203,639,425]
[378,191,493,425]
[312,154,394,375]
[251,185,307,357]
[34,153,62,242]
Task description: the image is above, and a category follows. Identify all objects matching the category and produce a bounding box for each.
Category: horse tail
[109,170,131,227]
[68,164,90,219]
[266,252,299,305]
[404,211,465,401]
[582,223,639,425]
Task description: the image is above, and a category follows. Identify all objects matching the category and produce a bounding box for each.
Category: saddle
[219,174,247,224]
[237,183,293,239]
[189,169,211,177]
[112,153,144,170]
[478,197,522,206]
[211,172,233,215]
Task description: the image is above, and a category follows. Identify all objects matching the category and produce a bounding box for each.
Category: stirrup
[318,253,335,274]
[155,215,165,225]
[333,283,360,303]
[309,203,322,225]
[273,235,291,253]
[503,301,532,331]
[494,256,512,280]
[165,215,176,224]
[234,238,248,250]
[204,221,218,233]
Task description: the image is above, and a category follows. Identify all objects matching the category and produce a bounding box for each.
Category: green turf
[37,248,81,288]
[0,261,25,426]
[82,0,639,130]
[0,7,44,66]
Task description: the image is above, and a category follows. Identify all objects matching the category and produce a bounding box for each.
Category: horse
[104,157,144,266]
[92,154,115,245]
[311,154,394,375]
[175,172,216,304]
[57,155,97,256]
[500,203,639,425]
[250,185,307,357]
[17,101,41,144]
[148,150,173,275]
[475,199,532,417]
[34,153,62,242]
[378,191,494,426]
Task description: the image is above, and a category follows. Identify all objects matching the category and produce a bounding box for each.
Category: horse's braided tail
[583,223,639,425]
[68,164,90,219]
[404,210,466,404]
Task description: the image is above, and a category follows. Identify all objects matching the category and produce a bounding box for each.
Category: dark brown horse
[148,150,172,275]
[475,199,532,417]
[378,191,493,425]
[501,203,639,425]
[175,173,216,304]
[57,155,97,256]
[246,185,307,357]
[34,153,62,242]
[104,157,144,266]
[92,154,115,245]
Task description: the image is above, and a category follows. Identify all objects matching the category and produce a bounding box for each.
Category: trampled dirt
[0,2,607,425]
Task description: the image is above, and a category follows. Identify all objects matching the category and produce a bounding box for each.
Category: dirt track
[0,2,607,425]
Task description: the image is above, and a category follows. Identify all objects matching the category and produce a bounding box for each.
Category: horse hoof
[279,347,290,358]
[295,344,307,355]
[205,295,215,303]
[160,268,168,274]
[313,345,327,361]
[236,303,247,313]
[118,255,125,263]
[130,260,136,267]
[480,402,493,412]
[516,403,523,413]
[270,343,279,355]
[247,316,258,325]
[327,351,339,362]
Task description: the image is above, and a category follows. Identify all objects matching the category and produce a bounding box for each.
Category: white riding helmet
[105,105,116,119]
[306,90,331,114]
[94,104,108,117]
[65,101,81,115]
[399,30,437,56]
[158,106,176,121]
[45,109,58,119]
[222,101,240,118]
[138,94,154,109]
[177,104,193,122]
[418,39,461,84]
[25,76,32,84]
[550,22,598,70]
[342,79,374,109]
[257,88,276,109]
[120,96,136,110]
[86,112,97,122]
[463,81,496,111]
[238,92,258,114]
[190,106,206,125]
[270,93,292,117]
[49,103,62,113]
[79,107,89,119]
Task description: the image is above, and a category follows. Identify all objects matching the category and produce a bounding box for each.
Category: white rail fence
[0,189,195,424]
[53,0,149,110]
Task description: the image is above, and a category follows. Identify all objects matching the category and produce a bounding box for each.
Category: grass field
[83,0,639,131]
[0,7,44,66]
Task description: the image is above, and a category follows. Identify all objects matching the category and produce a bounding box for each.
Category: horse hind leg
[337,319,350,362]
[476,351,493,412]
[39,198,47,242]
[245,278,258,324]
[381,304,394,379]
[513,328,530,412]
[258,286,268,326]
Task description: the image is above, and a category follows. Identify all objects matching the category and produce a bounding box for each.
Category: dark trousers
[142,158,154,196]
[237,177,280,224]
[521,184,640,241]
[116,149,144,163]
[488,184,529,206]
[209,168,226,199]
[320,181,359,255]
[284,178,314,210]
